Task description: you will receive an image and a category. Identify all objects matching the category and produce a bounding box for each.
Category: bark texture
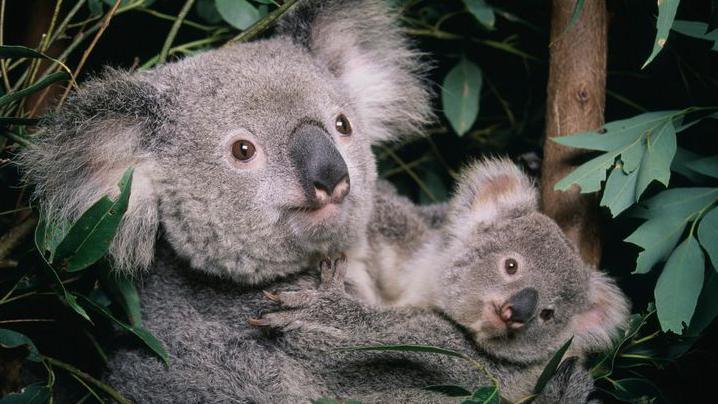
[541,0,608,268]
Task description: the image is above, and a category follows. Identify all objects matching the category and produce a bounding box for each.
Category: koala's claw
[319,253,348,291]
[262,290,280,302]
[248,312,303,331]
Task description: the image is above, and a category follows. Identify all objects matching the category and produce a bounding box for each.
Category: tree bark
[541,0,608,268]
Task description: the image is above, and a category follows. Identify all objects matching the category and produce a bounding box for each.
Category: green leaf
[635,119,676,198]
[686,270,718,336]
[600,165,639,217]
[603,378,665,403]
[88,0,104,16]
[100,267,142,327]
[0,328,41,362]
[465,0,495,29]
[625,215,687,274]
[79,296,169,366]
[643,0,681,68]
[672,20,718,51]
[671,148,706,182]
[0,71,69,107]
[533,337,573,395]
[196,0,223,24]
[53,167,133,272]
[0,383,51,404]
[553,152,615,193]
[38,260,92,322]
[686,156,718,179]
[342,344,467,359]
[697,206,718,269]
[442,58,482,136]
[423,385,472,397]
[655,235,705,333]
[465,386,500,404]
[0,45,55,60]
[633,187,718,220]
[215,0,261,30]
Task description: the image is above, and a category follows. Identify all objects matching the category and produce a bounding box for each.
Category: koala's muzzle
[499,287,538,330]
[290,122,350,207]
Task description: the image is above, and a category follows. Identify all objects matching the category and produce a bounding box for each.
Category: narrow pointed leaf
[466,386,500,404]
[0,71,69,107]
[643,0,681,68]
[465,0,495,29]
[697,207,718,269]
[655,235,705,333]
[442,58,482,136]
[533,337,573,395]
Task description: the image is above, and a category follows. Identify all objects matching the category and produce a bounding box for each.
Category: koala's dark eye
[231,140,256,162]
[504,258,518,275]
[335,114,352,136]
[540,309,554,321]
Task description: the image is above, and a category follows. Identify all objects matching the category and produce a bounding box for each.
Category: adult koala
[20,0,596,402]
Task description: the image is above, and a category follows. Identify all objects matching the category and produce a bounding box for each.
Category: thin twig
[56,0,122,109]
[0,0,11,92]
[43,356,131,404]
[0,318,55,324]
[139,7,216,31]
[227,0,300,44]
[158,0,195,64]
[382,147,437,202]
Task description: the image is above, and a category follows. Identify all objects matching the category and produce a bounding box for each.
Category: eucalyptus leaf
[533,337,573,395]
[466,386,500,404]
[632,187,718,220]
[0,328,41,362]
[100,267,143,327]
[635,118,676,198]
[643,0,680,68]
[465,0,495,29]
[553,152,615,194]
[442,58,482,136]
[0,45,56,60]
[671,148,707,182]
[697,206,718,269]
[686,156,718,179]
[196,0,223,24]
[686,270,718,336]
[0,71,69,108]
[215,0,261,30]
[0,383,51,404]
[423,385,472,397]
[53,167,133,272]
[600,165,639,217]
[672,20,718,51]
[625,215,687,274]
[655,235,705,333]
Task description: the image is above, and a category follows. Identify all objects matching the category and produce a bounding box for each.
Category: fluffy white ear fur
[448,158,538,232]
[571,271,631,353]
[280,0,433,143]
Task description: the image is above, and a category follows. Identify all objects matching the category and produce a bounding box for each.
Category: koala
[18,0,603,401]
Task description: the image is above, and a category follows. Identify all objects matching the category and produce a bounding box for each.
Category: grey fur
[18,0,599,401]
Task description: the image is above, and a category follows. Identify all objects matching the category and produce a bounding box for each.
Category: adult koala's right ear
[277,0,433,143]
[447,158,538,235]
[19,69,167,275]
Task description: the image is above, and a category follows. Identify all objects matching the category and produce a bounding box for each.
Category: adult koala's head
[438,159,630,364]
[20,0,431,285]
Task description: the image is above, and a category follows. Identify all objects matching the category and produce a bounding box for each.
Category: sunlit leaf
[655,235,705,333]
[442,58,482,136]
[215,0,261,30]
[643,0,681,68]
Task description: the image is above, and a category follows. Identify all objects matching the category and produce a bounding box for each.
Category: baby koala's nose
[500,287,538,330]
[313,175,350,205]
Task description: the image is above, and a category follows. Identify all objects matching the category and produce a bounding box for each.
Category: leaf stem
[158,0,195,64]
[228,0,300,44]
[43,356,131,404]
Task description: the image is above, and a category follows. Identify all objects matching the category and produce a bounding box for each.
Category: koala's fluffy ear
[19,69,167,275]
[447,158,538,233]
[277,0,432,143]
[571,271,631,353]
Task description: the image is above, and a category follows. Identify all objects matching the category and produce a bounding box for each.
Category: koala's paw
[248,254,350,332]
[533,357,595,404]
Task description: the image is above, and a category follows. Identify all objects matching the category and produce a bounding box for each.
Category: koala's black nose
[290,122,350,206]
[500,288,538,329]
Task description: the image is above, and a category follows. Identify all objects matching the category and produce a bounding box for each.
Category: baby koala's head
[437,158,629,365]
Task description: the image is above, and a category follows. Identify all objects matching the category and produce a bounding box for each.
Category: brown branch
[540,0,608,267]
[0,215,37,262]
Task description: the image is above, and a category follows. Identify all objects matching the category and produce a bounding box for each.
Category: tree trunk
[540,0,608,268]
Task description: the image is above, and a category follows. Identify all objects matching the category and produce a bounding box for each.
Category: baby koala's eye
[335,114,352,136]
[504,258,518,275]
[231,139,256,162]
[540,309,554,321]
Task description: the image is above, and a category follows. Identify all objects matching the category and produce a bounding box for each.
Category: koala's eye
[335,114,352,136]
[540,309,554,321]
[504,258,518,275]
[231,139,256,162]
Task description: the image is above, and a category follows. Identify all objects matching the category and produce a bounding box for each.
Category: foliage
[1,0,717,402]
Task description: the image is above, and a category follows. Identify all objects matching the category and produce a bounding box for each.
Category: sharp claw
[263,290,279,302]
[248,317,270,327]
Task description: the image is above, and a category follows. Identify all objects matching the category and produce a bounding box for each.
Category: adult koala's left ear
[277,0,433,143]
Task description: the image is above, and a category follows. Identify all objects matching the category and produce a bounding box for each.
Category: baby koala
[349,158,630,361]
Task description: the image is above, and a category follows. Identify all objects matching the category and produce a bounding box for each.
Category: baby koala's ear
[449,158,538,229]
[571,271,631,354]
[276,0,432,143]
